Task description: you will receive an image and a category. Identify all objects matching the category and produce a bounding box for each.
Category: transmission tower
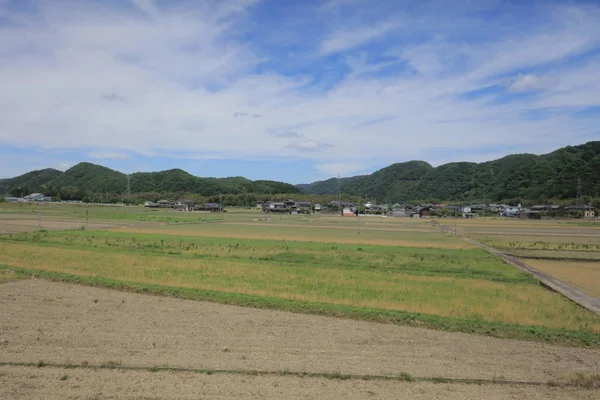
[337,174,341,203]
[576,177,582,206]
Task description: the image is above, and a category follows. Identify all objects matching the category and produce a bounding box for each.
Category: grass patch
[0,268,30,284]
[3,265,600,347]
[549,372,600,389]
[0,230,532,283]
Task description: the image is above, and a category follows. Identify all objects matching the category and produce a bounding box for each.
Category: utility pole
[138,204,141,229]
[85,204,89,229]
[126,174,131,200]
[454,208,457,236]
[38,210,41,229]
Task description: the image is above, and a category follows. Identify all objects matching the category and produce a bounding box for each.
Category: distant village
[5,193,596,219]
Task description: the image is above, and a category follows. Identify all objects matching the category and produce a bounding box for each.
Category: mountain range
[1,141,599,202]
[297,141,600,202]
[0,162,300,200]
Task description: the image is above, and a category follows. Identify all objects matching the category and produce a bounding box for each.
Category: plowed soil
[1,279,599,399]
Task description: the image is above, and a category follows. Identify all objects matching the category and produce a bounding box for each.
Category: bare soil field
[1,365,598,400]
[1,280,599,388]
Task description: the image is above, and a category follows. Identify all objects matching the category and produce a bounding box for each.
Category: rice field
[2,204,600,343]
[1,226,599,333]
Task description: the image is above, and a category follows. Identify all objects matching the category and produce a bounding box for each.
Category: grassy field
[2,204,600,346]
[524,259,600,298]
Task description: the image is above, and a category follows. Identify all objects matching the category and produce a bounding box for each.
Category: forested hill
[0,162,300,198]
[297,141,600,202]
[2,141,599,202]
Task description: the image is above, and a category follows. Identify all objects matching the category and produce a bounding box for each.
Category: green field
[1,204,600,346]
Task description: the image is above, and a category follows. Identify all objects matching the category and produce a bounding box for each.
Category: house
[314,203,322,212]
[195,203,222,212]
[174,199,195,212]
[294,201,312,209]
[567,205,595,218]
[469,204,488,212]
[531,205,548,212]
[263,202,287,212]
[342,207,355,217]
[23,193,52,202]
[365,204,384,214]
[502,207,520,217]
[157,200,173,208]
[419,208,431,218]
[392,210,407,218]
[283,199,296,208]
[255,201,263,209]
[5,197,21,202]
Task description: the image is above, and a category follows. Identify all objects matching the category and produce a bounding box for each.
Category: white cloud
[131,0,160,18]
[286,140,333,152]
[320,22,398,54]
[88,152,130,160]
[270,131,304,138]
[507,74,556,92]
[315,162,367,176]
[58,162,73,170]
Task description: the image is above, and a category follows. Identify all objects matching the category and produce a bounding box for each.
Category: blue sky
[0,0,599,184]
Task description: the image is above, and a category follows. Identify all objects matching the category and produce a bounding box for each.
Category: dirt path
[1,365,597,400]
[1,280,599,385]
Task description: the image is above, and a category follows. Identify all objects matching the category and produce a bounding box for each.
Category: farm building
[23,193,52,202]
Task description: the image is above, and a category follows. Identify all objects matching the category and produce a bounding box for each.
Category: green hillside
[2,141,599,203]
[0,168,63,197]
[1,162,300,199]
[297,141,600,202]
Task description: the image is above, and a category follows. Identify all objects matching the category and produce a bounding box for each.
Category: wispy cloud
[287,140,333,152]
[270,131,304,138]
[315,162,366,176]
[88,151,130,160]
[507,74,557,92]
[101,93,126,102]
[320,22,398,55]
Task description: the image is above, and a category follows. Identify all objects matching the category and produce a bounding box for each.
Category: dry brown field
[1,280,599,399]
